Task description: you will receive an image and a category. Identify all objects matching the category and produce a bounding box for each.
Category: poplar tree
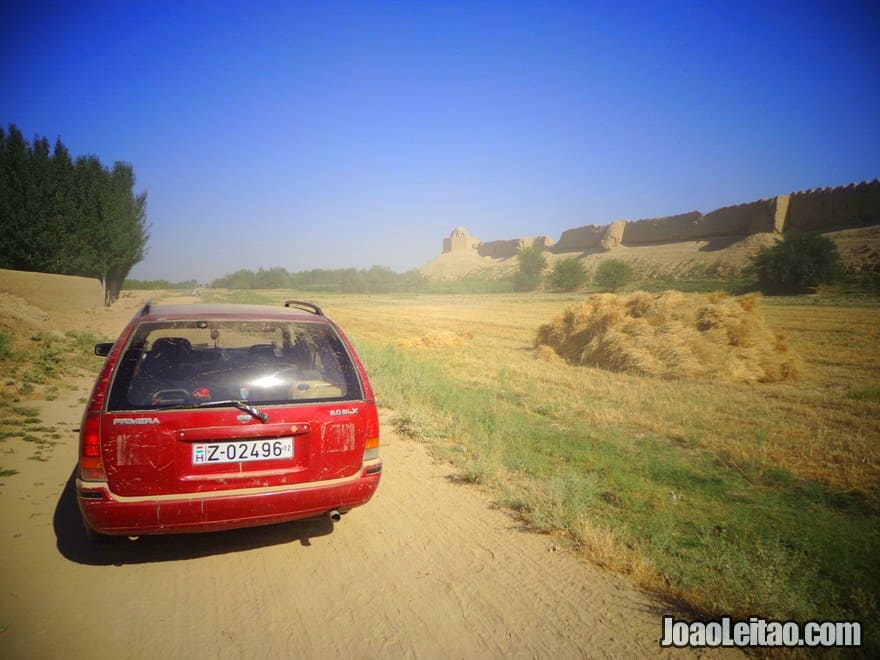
[0,123,149,305]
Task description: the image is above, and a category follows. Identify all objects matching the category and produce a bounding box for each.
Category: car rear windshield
[106,318,363,411]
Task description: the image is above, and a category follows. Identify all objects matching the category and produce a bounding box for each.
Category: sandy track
[0,399,700,659]
[0,281,716,658]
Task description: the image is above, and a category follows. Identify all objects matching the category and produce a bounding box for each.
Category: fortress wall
[478,235,554,258]
[478,239,520,258]
[785,187,833,232]
[833,180,880,225]
[437,179,879,259]
[527,235,555,250]
[554,224,606,252]
[784,180,880,232]
[444,227,481,253]
[600,220,627,251]
[620,211,704,244]
[773,195,790,233]
[449,234,479,252]
[700,198,776,236]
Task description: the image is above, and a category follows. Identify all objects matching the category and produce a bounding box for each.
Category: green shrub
[514,246,547,292]
[751,233,842,294]
[548,258,588,292]
[594,259,634,292]
[512,270,542,292]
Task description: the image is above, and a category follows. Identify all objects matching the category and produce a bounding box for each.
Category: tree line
[0,123,149,305]
[193,258,622,294]
[208,266,428,293]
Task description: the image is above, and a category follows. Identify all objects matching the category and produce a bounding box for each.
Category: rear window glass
[106,318,362,411]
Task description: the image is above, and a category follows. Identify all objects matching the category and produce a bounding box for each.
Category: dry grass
[535,291,801,383]
[572,515,661,585]
[396,330,474,350]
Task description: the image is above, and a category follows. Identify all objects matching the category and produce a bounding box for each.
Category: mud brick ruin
[441,179,880,257]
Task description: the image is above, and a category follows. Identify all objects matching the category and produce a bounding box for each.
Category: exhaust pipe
[327,509,341,522]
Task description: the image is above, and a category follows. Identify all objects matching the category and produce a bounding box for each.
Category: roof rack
[284,300,324,316]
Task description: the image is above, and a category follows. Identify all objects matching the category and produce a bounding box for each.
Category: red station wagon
[77,300,382,538]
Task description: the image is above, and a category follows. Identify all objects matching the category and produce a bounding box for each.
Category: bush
[751,233,842,294]
[512,271,541,292]
[594,259,634,292]
[548,258,588,292]
[514,247,547,292]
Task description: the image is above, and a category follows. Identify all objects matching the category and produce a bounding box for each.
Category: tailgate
[100,404,367,497]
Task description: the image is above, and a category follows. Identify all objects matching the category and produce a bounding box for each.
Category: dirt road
[0,285,702,658]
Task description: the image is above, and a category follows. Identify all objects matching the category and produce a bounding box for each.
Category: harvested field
[535,291,801,383]
[396,330,474,350]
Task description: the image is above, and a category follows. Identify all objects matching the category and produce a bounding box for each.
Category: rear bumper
[77,461,382,535]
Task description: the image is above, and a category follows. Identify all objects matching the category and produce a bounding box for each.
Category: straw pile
[535,291,801,382]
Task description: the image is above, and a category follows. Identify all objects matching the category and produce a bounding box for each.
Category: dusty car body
[77,300,381,537]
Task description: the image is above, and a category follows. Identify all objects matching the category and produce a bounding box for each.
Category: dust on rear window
[106,319,362,411]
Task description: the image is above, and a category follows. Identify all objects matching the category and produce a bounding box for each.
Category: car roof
[137,303,329,323]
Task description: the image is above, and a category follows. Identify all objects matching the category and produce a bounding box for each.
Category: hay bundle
[535,291,800,382]
[396,330,473,350]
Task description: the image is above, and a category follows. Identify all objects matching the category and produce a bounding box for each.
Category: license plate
[192,438,294,465]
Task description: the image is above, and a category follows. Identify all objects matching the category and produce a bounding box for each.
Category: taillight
[363,402,380,462]
[79,412,105,481]
[364,435,380,461]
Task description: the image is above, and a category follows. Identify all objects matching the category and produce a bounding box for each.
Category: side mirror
[94,342,114,357]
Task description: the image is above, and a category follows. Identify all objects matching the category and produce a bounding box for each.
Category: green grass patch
[391,411,441,440]
[24,332,64,382]
[1,330,106,398]
[835,271,880,296]
[424,270,515,294]
[848,387,880,401]
[635,276,756,294]
[0,467,18,477]
[358,341,880,635]
[23,425,56,432]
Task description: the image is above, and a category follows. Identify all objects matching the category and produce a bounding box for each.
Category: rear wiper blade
[161,399,269,422]
[203,400,270,422]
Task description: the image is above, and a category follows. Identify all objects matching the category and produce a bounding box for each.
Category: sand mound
[0,291,61,337]
[0,268,102,311]
[535,291,801,382]
[420,251,514,281]
[397,330,473,350]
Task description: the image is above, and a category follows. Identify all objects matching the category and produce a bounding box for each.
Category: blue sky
[2,1,879,283]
